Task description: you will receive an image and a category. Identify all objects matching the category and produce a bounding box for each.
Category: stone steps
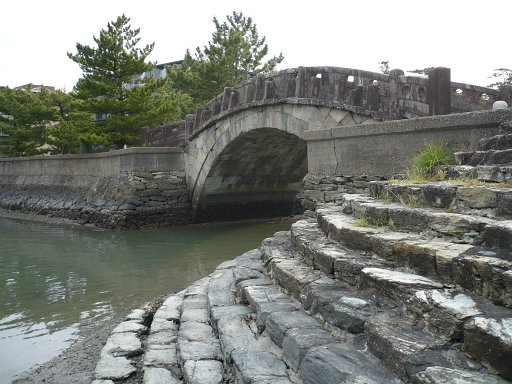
[91,180,512,384]
[369,180,512,218]
[479,133,512,151]
[262,229,512,383]
[454,149,512,166]
[338,193,494,244]
[440,164,512,183]
[315,204,512,308]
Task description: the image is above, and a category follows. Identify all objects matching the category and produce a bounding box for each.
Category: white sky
[1,0,510,91]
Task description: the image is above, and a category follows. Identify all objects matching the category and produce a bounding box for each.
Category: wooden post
[428,67,451,115]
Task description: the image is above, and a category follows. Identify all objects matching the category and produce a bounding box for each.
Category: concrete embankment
[0,148,191,228]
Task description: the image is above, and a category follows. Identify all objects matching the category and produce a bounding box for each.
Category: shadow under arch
[193,127,307,222]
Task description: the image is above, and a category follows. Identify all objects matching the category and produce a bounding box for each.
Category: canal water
[0,216,292,383]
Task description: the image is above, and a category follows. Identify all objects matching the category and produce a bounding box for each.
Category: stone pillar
[254,74,266,101]
[388,69,404,118]
[221,87,232,112]
[229,91,240,109]
[264,80,276,100]
[295,67,306,98]
[185,114,195,137]
[428,67,451,115]
[334,74,348,102]
[500,85,512,107]
[366,84,380,111]
[194,107,204,131]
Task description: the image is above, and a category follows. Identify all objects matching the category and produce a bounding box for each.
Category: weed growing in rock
[408,140,453,180]
[354,217,376,228]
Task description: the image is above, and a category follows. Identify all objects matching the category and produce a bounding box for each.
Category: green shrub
[409,140,452,179]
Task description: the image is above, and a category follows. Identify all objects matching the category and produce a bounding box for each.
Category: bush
[409,140,452,180]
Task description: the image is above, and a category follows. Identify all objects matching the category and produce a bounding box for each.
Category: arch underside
[194,128,307,222]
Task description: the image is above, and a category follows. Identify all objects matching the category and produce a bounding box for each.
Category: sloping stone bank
[92,180,512,383]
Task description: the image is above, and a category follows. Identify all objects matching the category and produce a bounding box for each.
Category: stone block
[143,367,182,384]
[94,354,137,380]
[102,332,142,357]
[177,339,222,362]
[179,322,215,342]
[144,346,178,368]
[282,327,334,371]
[463,317,512,379]
[183,360,224,384]
[112,321,147,335]
[411,366,509,384]
[265,310,322,347]
[231,350,290,383]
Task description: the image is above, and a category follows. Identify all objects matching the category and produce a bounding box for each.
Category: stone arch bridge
[142,66,512,221]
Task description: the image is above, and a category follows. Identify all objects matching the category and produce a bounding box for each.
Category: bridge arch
[187,103,376,221]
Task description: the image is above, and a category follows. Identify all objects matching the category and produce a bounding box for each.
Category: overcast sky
[1,0,510,91]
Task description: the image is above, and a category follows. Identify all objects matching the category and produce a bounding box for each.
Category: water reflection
[0,217,291,382]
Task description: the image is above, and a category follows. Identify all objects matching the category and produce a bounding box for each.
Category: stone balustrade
[141,66,512,147]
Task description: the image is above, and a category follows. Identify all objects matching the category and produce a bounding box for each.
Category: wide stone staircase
[91,177,512,383]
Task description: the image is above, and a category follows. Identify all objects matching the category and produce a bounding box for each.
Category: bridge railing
[141,66,512,147]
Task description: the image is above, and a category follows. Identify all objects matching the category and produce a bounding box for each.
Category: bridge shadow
[193,128,307,222]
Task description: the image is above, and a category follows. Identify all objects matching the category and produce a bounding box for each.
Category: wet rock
[183,360,223,384]
[463,317,512,379]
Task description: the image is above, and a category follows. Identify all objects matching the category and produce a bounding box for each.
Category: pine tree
[169,11,284,107]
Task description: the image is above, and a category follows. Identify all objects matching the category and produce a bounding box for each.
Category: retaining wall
[0,148,191,228]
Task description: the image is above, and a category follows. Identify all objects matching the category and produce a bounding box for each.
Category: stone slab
[179,321,215,342]
[144,346,179,368]
[411,366,509,384]
[463,317,512,379]
[112,321,147,335]
[102,332,142,357]
[143,367,182,384]
[282,327,334,371]
[231,350,290,383]
[177,339,222,362]
[183,360,224,384]
[94,354,137,380]
[265,310,323,347]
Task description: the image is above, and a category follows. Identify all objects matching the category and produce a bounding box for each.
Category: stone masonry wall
[300,174,388,210]
[0,148,192,228]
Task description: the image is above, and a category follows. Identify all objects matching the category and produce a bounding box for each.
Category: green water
[0,217,292,382]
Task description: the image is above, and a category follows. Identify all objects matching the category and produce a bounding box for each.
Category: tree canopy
[488,68,512,89]
[67,14,191,148]
[168,11,284,107]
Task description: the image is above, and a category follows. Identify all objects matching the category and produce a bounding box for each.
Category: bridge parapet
[142,66,512,147]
